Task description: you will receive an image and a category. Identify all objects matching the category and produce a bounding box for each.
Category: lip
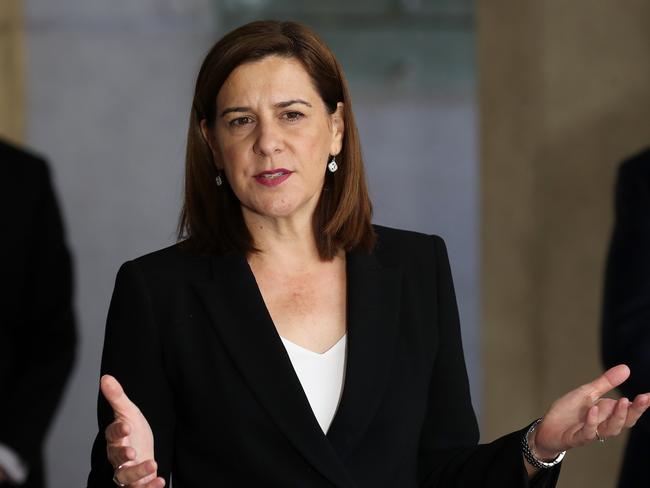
[253,168,293,187]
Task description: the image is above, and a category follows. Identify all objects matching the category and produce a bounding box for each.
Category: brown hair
[178,20,375,259]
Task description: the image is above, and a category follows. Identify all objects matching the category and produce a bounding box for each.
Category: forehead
[217,55,319,106]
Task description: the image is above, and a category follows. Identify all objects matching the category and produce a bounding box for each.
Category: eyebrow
[220,99,312,117]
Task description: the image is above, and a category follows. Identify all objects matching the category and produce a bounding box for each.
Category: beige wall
[0,0,24,143]
[478,1,650,486]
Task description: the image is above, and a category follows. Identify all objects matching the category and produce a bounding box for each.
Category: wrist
[528,429,561,461]
[522,418,566,469]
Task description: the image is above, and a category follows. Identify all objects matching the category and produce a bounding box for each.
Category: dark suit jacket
[1,140,76,488]
[88,226,559,487]
[602,148,650,488]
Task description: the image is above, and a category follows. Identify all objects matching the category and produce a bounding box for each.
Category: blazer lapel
[192,253,357,488]
[326,250,403,459]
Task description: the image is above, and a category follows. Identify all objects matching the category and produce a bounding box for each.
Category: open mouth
[259,171,289,179]
[254,168,293,186]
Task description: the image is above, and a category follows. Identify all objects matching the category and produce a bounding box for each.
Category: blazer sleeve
[418,236,560,488]
[602,155,650,416]
[87,261,175,487]
[0,161,76,468]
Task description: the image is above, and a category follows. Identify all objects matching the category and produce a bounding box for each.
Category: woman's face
[203,55,344,223]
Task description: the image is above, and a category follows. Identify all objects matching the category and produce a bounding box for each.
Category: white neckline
[280,333,347,357]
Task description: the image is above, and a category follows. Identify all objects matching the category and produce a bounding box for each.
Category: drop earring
[327,156,338,173]
[215,171,223,186]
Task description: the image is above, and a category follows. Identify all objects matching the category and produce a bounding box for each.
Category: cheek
[301,127,332,167]
[218,141,249,176]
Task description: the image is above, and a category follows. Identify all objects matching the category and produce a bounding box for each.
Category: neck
[243,207,325,268]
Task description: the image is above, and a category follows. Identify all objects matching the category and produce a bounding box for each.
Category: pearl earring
[327,156,338,173]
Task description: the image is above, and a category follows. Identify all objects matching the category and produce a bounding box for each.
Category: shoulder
[615,148,650,210]
[372,224,448,268]
[618,147,650,183]
[119,242,212,289]
[1,141,51,207]
[1,139,48,181]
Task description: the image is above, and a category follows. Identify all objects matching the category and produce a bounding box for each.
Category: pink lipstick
[254,168,293,187]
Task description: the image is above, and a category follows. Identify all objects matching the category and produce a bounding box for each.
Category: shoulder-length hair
[178,20,375,260]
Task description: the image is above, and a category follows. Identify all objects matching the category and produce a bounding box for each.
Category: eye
[229,116,254,127]
[282,111,304,122]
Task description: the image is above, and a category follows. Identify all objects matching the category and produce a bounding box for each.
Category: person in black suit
[87,21,649,488]
[602,147,650,487]
[1,140,76,487]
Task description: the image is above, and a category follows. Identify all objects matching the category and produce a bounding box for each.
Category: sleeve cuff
[0,442,29,484]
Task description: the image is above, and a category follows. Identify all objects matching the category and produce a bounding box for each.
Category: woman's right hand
[100,375,166,487]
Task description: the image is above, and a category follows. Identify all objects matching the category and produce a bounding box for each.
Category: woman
[87,21,648,487]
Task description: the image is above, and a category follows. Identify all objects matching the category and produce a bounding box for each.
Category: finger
[594,398,618,422]
[625,393,650,428]
[584,365,630,402]
[101,375,139,417]
[105,420,131,443]
[107,445,136,468]
[113,460,157,486]
[598,398,629,438]
[575,404,600,445]
[143,477,166,488]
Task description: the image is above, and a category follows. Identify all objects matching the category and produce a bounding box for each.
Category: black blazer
[602,148,650,488]
[1,140,76,488]
[88,226,559,487]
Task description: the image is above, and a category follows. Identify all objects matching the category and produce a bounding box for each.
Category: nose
[252,118,283,157]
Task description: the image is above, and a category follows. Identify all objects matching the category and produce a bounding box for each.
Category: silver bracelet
[521,418,566,469]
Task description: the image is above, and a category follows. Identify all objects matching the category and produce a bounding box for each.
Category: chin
[254,197,301,218]
[264,204,299,218]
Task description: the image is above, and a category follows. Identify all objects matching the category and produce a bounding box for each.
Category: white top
[280,334,347,434]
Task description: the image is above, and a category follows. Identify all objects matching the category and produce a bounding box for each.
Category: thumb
[587,364,630,400]
[101,374,138,417]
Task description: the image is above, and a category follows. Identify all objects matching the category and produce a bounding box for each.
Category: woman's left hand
[531,364,650,460]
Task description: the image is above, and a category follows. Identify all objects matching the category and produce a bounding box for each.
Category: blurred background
[1,0,648,486]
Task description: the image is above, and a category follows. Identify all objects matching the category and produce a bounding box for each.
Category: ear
[199,119,222,170]
[199,119,214,151]
[329,102,345,156]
